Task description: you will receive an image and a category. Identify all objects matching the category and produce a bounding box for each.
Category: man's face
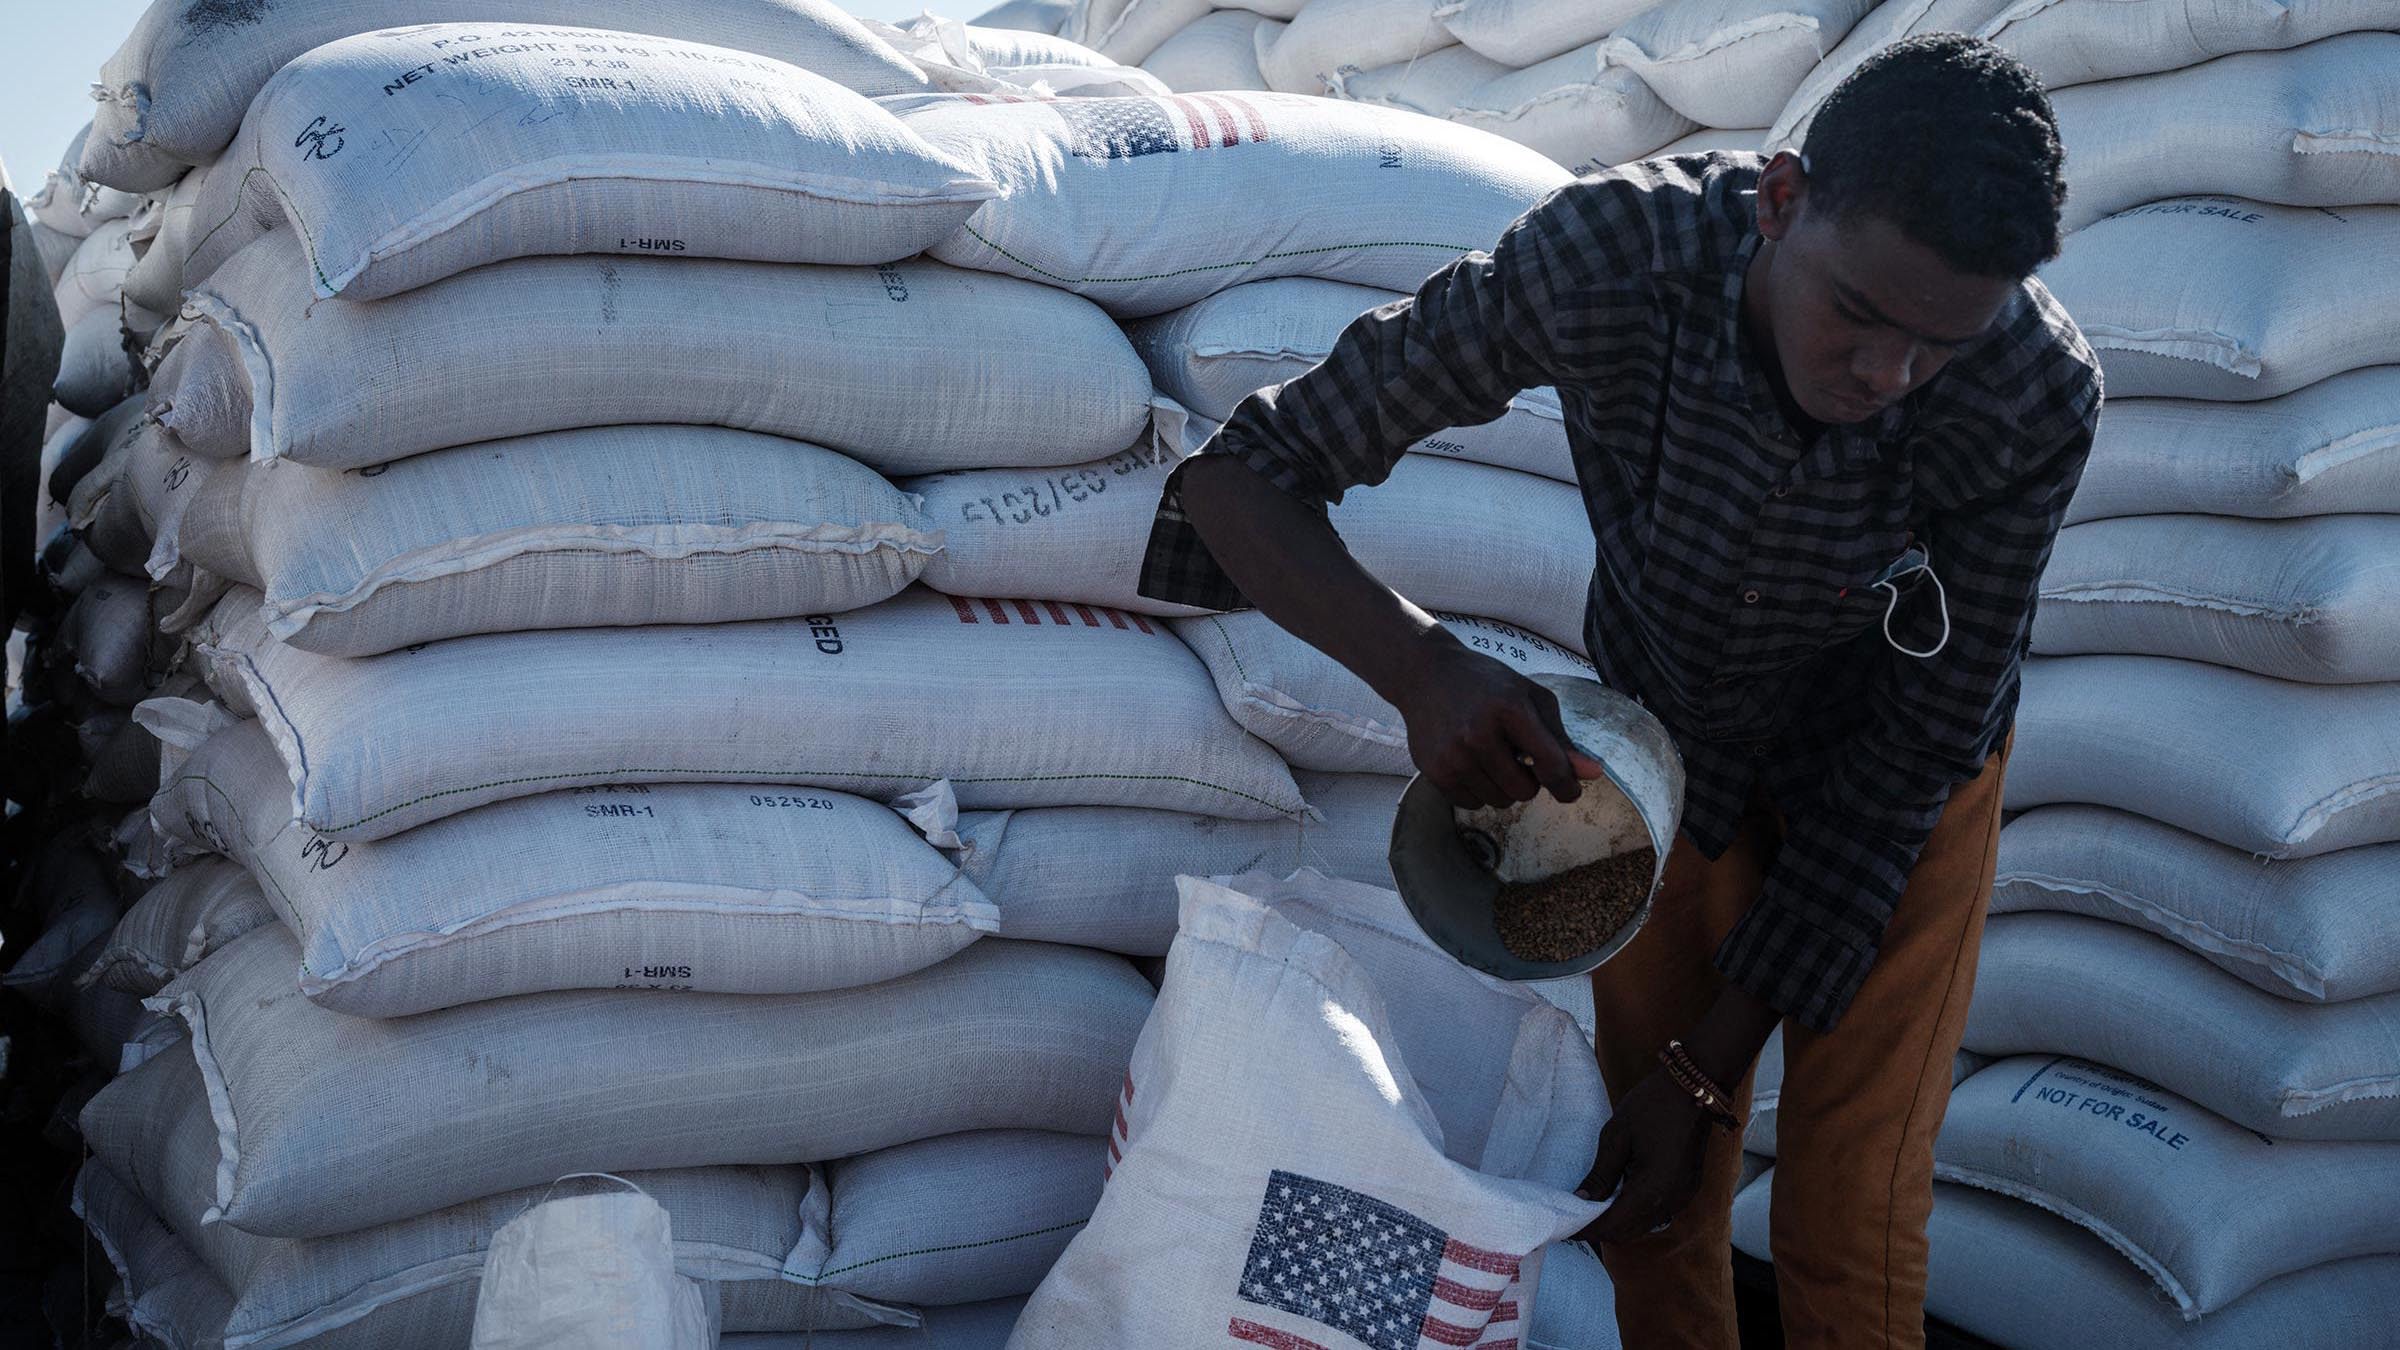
[1753,159,2022,426]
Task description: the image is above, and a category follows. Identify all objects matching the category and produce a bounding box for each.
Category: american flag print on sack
[1231,1171,1527,1350]
[1055,94,1271,160]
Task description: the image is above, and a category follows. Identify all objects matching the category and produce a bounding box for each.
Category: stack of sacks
[1731,9,2400,1343]
[61,16,1215,1346]
[1047,0,1874,174]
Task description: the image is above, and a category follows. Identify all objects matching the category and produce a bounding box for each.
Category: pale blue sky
[2,0,953,192]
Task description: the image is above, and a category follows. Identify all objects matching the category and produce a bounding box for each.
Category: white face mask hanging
[1870,543,1951,660]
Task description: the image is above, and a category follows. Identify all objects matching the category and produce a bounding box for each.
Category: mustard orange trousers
[1586,737,2010,1349]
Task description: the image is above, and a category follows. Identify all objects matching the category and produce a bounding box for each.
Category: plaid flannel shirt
[1138,154,2102,1031]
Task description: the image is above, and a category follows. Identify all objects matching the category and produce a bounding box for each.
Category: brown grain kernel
[1492,846,1658,963]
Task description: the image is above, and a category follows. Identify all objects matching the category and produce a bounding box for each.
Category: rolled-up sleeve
[1715,377,2101,1031]
[1138,183,1613,611]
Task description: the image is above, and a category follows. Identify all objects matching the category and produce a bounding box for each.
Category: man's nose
[1855,336,1918,399]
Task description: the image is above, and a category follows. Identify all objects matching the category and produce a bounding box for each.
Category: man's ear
[1755,149,1808,242]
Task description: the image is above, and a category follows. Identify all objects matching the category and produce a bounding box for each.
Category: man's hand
[1390,640,1605,809]
[1574,1067,1713,1245]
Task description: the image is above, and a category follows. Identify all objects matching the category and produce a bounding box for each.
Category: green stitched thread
[314,766,1305,833]
[1202,615,1246,682]
[958,221,1476,287]
[808,1219,1088,1281]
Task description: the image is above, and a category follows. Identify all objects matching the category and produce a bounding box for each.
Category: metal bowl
[1389,673,1686,982]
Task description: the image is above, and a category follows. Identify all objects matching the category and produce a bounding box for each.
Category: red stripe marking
[1073,604,1103,628]
[1107,1136,1122,1164]
[1442,1239,1521,1277]
[1105,609,1129,630]
[1121,1073,1134,1104]
[1223,93,1269,143]
[949,595,979,624]
[1227,1319,1329,1350]
[1113,1100,1129,1139]
[1190,93,1242,146]
[1013,599,1042,625]
[1433,1276,1503,1312]
[1477,1340,1517,1350]
[1167,95,1212,151]
[982,598,1011,624]
[1419,1314,1482,1347]
[1130,612,1157,635]
[1490,1302,1519,1324]
[1044,600,1072,625]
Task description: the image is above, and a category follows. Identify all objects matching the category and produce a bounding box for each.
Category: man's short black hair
[1802,33,2067,279]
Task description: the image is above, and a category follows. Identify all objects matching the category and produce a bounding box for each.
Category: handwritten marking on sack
[749,794,839,810]
[947,594,1158,634]
[298,836,348,872]
[164,456,193,492]
[294,116,346,161]
[1377,142,1402,170]
[877,265,909,302]
[952,451,1151,528]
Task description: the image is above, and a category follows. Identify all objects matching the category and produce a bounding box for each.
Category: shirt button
[1741,588,1761,605]
[1773,485,1790,498]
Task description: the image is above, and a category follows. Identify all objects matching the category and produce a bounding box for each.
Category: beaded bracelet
[1658,1039,1742,1133]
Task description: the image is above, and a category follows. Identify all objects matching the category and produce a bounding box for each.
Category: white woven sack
[80,0,928,190]
[915,769,1403,955]
[143,924,1151,1237]
[726,1302,1026,1349]
[55,218,136,331]
[1935,1055,2400,1318]
[180,25,992,303]
[1178,610,1595,773]
[2040,198,2400,401]
[2055,34,2400,233]
[2064,367,2400,525]
[469,1184,715,1350]
[1450,46,1700,177]
[867,16,1170,96]
[1734,1177,2400,1350]
[59,576,163,707]
[1014,875,1602,1347]
[122,165,209,315]
[1652,128,1769,157]
[1085,0,1222,64]
[976,0,1076,33]
[200,584,1304,841]
[906,435,1211,617]
[1260,0,1453,94]
[904,92,1568,317]
[29,123,146,233]
[66,414,186,577]
[26,218,79,290]
[1232,871,1609,1189]
[1128,278,1578,481]
[181,425,938,656]
[793,1131,1108,1305]
[1433,0,1658,67]
[145,326,249,463]
[74,1165,236,1350]
[1765,0,2398,149]
[154,718,1000,1017]
[1966,913,2400,1141]
[1605,0,1875,133]
[177,230,1152,473]
[1140,11,1276,91]
[1337,455,1595,653]
[80,1052,893,1349]
[54,308,138,418]
[1995,805,2400,1002]
[2032,514,2400,683]
[1329,45,1512,118]
[2006,654,2400,857]
[78,858,275,997]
